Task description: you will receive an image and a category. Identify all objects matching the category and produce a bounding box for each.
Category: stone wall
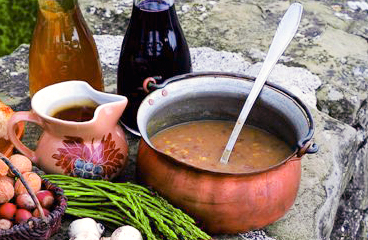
[79,1,368,238]
[1,0,368,239]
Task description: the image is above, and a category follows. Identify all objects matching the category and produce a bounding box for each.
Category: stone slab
[0,37,361,239]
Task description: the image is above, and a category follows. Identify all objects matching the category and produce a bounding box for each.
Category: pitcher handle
[7,111,44,164]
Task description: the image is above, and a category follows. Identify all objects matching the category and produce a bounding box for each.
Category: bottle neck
[38,0,78,12]
[134,0,174,8]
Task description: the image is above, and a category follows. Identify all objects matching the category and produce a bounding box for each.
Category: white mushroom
[68,218,105,239]
[70,231,101,240]
[110,225,143,240]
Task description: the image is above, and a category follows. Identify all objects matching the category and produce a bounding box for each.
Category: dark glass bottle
[117,0,192,135]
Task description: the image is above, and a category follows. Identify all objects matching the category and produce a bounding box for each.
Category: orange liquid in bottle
[28,0,104,97]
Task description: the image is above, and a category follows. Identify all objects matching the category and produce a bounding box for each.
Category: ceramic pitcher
[7,81,129,180]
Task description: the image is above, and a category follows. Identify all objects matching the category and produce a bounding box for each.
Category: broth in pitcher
[150,120,293,173]
[50,100,99,122]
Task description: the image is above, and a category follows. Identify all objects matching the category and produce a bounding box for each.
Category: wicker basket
[0,154,67,240]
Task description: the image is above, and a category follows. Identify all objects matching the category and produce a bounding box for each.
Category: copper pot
[136,72,318,234]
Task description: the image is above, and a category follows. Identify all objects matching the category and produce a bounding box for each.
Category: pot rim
[138,71,317,175]
[145,140,300,175]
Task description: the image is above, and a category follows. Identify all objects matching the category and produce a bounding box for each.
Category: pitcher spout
[31,80,128,128]
[93,96,128,126]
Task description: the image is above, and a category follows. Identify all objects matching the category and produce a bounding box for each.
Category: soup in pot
[150,120,293,173]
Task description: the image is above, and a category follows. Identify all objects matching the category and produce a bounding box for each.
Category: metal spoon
[220,3,303,164]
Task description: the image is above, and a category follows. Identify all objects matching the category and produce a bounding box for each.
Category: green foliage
[0,0,38,57]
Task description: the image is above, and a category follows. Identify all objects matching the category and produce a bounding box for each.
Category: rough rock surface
[78,0,368,128]
[1,0,368,239]
[78,0,368,122]
[0,36,360,240]
[76,2,368,237]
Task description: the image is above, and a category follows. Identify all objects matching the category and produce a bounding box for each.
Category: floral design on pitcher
[52,133,125,179]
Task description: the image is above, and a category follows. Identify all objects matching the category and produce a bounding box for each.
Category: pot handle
[143,74,191,93]
[285,86,318,156]
[305,143,319,154]
[297,140,319,157]
[142,72,243,92]
[143,77,159,93]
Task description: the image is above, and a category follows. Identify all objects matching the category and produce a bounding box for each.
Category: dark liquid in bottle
[117,0,192,134]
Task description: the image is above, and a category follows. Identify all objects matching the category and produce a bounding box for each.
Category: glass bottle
[28,0,104,97]
[117,0,192,135]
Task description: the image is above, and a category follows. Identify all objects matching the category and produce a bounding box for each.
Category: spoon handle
[220,3,303,164]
